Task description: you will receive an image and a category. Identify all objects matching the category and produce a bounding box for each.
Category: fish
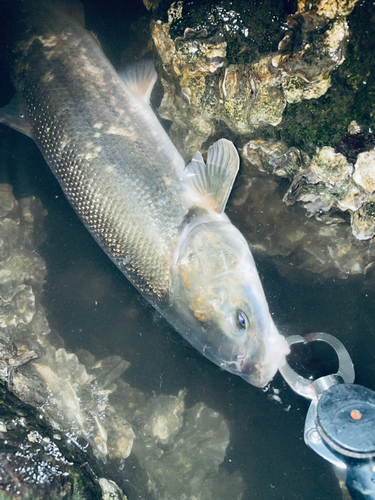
[0,0,289,387]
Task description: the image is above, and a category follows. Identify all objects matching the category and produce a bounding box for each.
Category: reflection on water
[0,0,375,499]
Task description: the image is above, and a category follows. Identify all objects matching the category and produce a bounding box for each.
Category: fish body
[2,1,289,387]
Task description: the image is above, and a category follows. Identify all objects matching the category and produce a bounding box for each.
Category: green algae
[278,0,375,156]
[156,0,297,65]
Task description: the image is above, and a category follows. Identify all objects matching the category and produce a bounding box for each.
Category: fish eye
[236,310,247,329]
[225,309,248,336]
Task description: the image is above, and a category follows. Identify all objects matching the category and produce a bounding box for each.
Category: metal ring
[279,332,355,400]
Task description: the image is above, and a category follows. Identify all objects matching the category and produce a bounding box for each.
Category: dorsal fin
[54,0,85,26]
[185,139,239,213]
[118,61,157,103]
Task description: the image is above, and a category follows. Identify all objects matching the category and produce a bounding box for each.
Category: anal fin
[0,95,32,138]
[185,139,240,214]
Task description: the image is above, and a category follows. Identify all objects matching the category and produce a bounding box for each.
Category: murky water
[1,1,375,499]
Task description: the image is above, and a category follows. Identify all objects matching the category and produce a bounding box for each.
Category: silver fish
[1,1,289,387]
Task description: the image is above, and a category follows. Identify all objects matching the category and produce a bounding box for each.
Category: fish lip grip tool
[279,333,375,500]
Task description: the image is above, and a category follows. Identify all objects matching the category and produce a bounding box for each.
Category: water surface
[1,1,375,498]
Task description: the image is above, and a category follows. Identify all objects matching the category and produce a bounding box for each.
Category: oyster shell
[151,0,358,155]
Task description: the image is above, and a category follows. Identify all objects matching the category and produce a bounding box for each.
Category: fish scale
[9,4,189,302]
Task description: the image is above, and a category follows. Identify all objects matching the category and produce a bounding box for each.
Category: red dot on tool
[350,410,362,420]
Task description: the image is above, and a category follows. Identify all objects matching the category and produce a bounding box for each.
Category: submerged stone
[310,147,353,186]
[99,478,128,500]
[228,151,375,281]
[131,399,245,500]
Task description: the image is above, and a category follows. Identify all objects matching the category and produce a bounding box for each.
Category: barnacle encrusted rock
[99,478,128,500]
[310,147,353,186]
[151,0,359,156]
[244,119,375,243]
[297,0,359,18]
[351,200,375,240]
[353,150,375,193]
[239,139,375,280]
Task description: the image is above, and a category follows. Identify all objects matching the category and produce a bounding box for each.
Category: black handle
[346,460,375,500]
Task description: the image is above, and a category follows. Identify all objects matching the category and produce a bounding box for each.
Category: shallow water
[3,116,375,500]
[1,1,375,499]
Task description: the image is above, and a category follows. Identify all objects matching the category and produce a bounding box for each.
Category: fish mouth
[226,357,268,388]
[230,327,290,388]
[238,358,278,388]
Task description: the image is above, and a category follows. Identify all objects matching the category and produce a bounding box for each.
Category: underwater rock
[244,139,310,178]
[273,135,375,241]
[11,348,136,461]
[108,384,245,499]
[353,150,375,193]
[143,0,160,11]
[130,398,245,500]
[0,185,135,478]
[351,201,375,240]
[0,184,16,218]
[0,184,245,498]
[151,0,358,156]
[0,383,106,499]
[134,390,186,447]
[281,146,366,216]
[228,150,373,280]
[307,147,353,186]
[273,11,347,101]
[99,478,128,500]
[152,19,226,155]
[239,133,375,280]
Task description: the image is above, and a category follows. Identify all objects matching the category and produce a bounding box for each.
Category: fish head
[170,221,289,387]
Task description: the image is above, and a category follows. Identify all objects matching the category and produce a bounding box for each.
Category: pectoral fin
[0,96,32,138]
[185,139,239,213]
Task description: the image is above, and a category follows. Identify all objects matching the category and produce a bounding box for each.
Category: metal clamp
[279,332,355,400]
[279,332,375,498]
